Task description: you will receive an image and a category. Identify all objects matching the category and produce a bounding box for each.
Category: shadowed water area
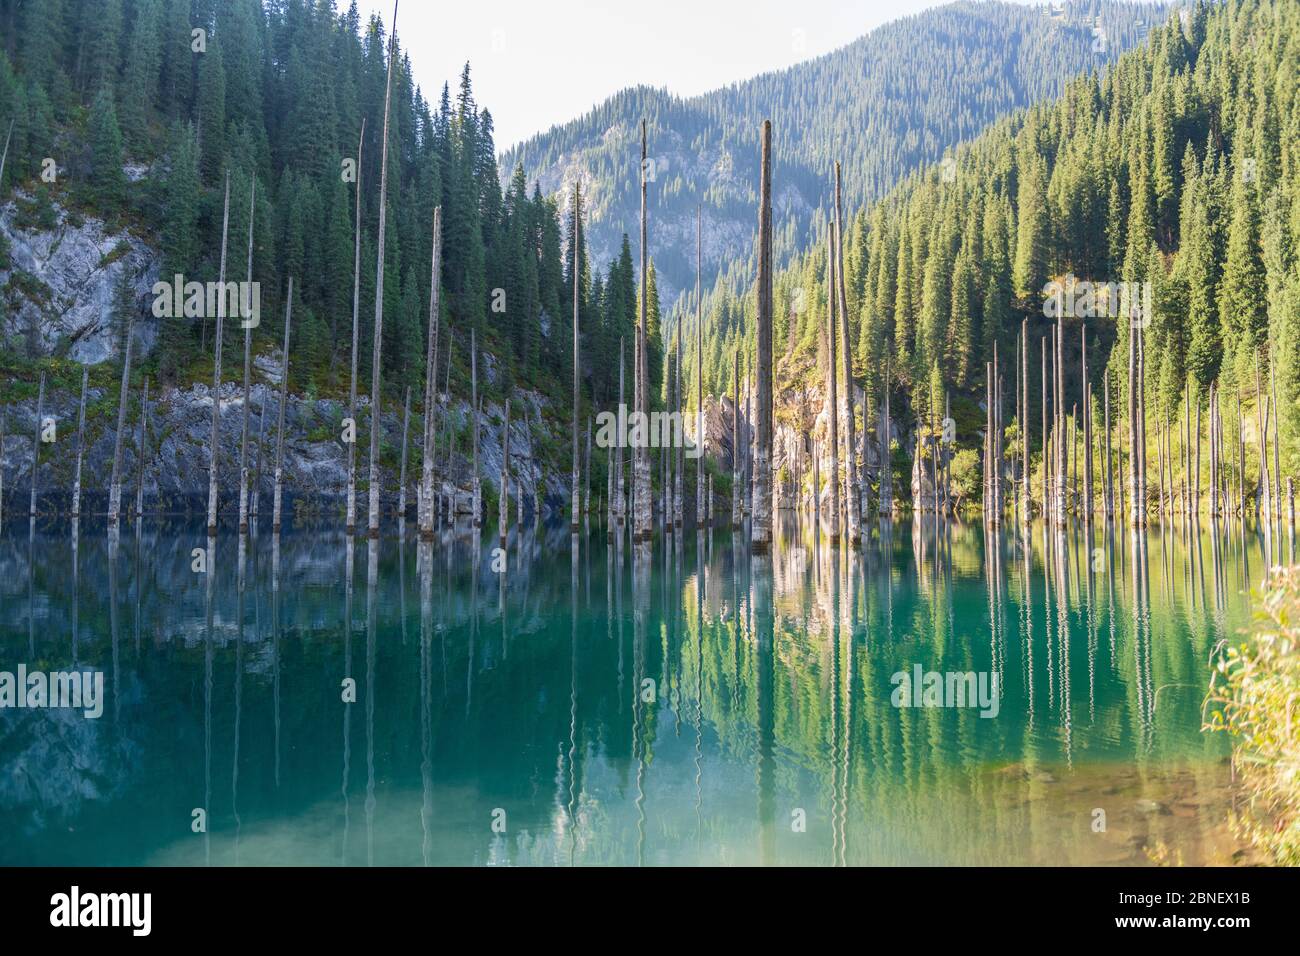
[2,511,1291,866]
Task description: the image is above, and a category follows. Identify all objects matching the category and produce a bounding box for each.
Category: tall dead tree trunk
[71,367,88,519]
[732,348,741,527]
[252,403,265,519]
[634,123,652,542]
[833,169,860,543]
[31,372,45,519]
[367,0,399,539]
[109,317,134,528]
[1271,357,1281,521]
[1082,325,1092,524]
[420,205,442,539]
[347,118,366,534]
[613,336,625,535]
[695,206,704,528]
[398,385,411,521]
[585,415,592,518]
[825,229,840,542]
[472,329,481,527]
[880,356,892,514]
[273,277,296,535]
[674,343,683,527]
[0,118,14,192]
[238,178,256,532]
[500,398,511,544]
[134,379,149,519]
[1104,367,1113,520]
[1041,336,1048,518]
[751,119,774,553]
[206,172,231,536]
[571,179,582,533]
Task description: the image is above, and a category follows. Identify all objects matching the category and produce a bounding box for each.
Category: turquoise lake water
[2,513,1291,866]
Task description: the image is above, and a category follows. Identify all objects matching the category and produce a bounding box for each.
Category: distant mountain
[501,0,1172,310]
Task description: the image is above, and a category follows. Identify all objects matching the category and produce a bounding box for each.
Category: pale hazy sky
[353,0,1002,151]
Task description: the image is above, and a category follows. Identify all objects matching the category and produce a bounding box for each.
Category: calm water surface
[2,513,1291,866]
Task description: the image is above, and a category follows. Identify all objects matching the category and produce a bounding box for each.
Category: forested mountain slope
[502,0,1170,308]
[685,0,1298,483]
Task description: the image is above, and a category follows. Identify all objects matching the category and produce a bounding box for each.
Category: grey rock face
[1,193,160,365]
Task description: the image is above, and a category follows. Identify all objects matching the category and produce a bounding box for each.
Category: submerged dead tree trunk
[108,316,135,528]
[500,398,510,544]
[695,207,704,528]
[347,118,366,534]
[134,379,149,519]
[634,123,652,542]
[238,179,256,533]
[31,372,45,519]
[834,165,860,543]
[752,119,774,553]
[367,0,399,539]
[879,356,892,514]
[71,368,88,519]
[420,206,442,539]
[571,180,582,533]
[206,172,231,536]
[398,386,411,521]
[272,278,293,533]
[825,229,840,542]
[733,348,741,527]
[472,329,481,527]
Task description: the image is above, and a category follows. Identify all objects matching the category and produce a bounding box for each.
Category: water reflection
[0,514,1285,866]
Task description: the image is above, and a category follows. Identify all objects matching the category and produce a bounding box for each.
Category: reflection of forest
[0,515,1268,866]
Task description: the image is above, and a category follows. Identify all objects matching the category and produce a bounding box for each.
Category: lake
[2,512,1289,866]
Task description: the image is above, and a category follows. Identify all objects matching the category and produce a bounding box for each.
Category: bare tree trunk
[1021,319,1029,521]
[252,401,265,519]
[398,385,411,521]
[368,1,400,539]
[634,123,652,542]
[571,179,582,533]
[1082,326,1092,524]
[1236,390,1246,518]
[31,372,45,519]
[751,119,774,552]
[826,229,840,542]
[238,178,256,532]
[109,319,134,528]
[1136,325,1148,527]
[674,343,683,527]
[1271,358,1282,522]
[206,172,231,536]
[420,206,442,539]
[833,168,860,543]
[880,356,892,514]
[1041,336,1048,518]
[1194,394,1202,516]
[0,118,14,193]
[272,278,293,533]
[472,328,481,527]
[134,378,149,519]
[1126,321,1137,525]
[616,336,626,532]
[347,118,366,534]
[71,367,88,518]
[1104,367,1113,520]
[500,398,511,544]
[695,207,704,528]
[733,348,741,527]
[585,415,593,519]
